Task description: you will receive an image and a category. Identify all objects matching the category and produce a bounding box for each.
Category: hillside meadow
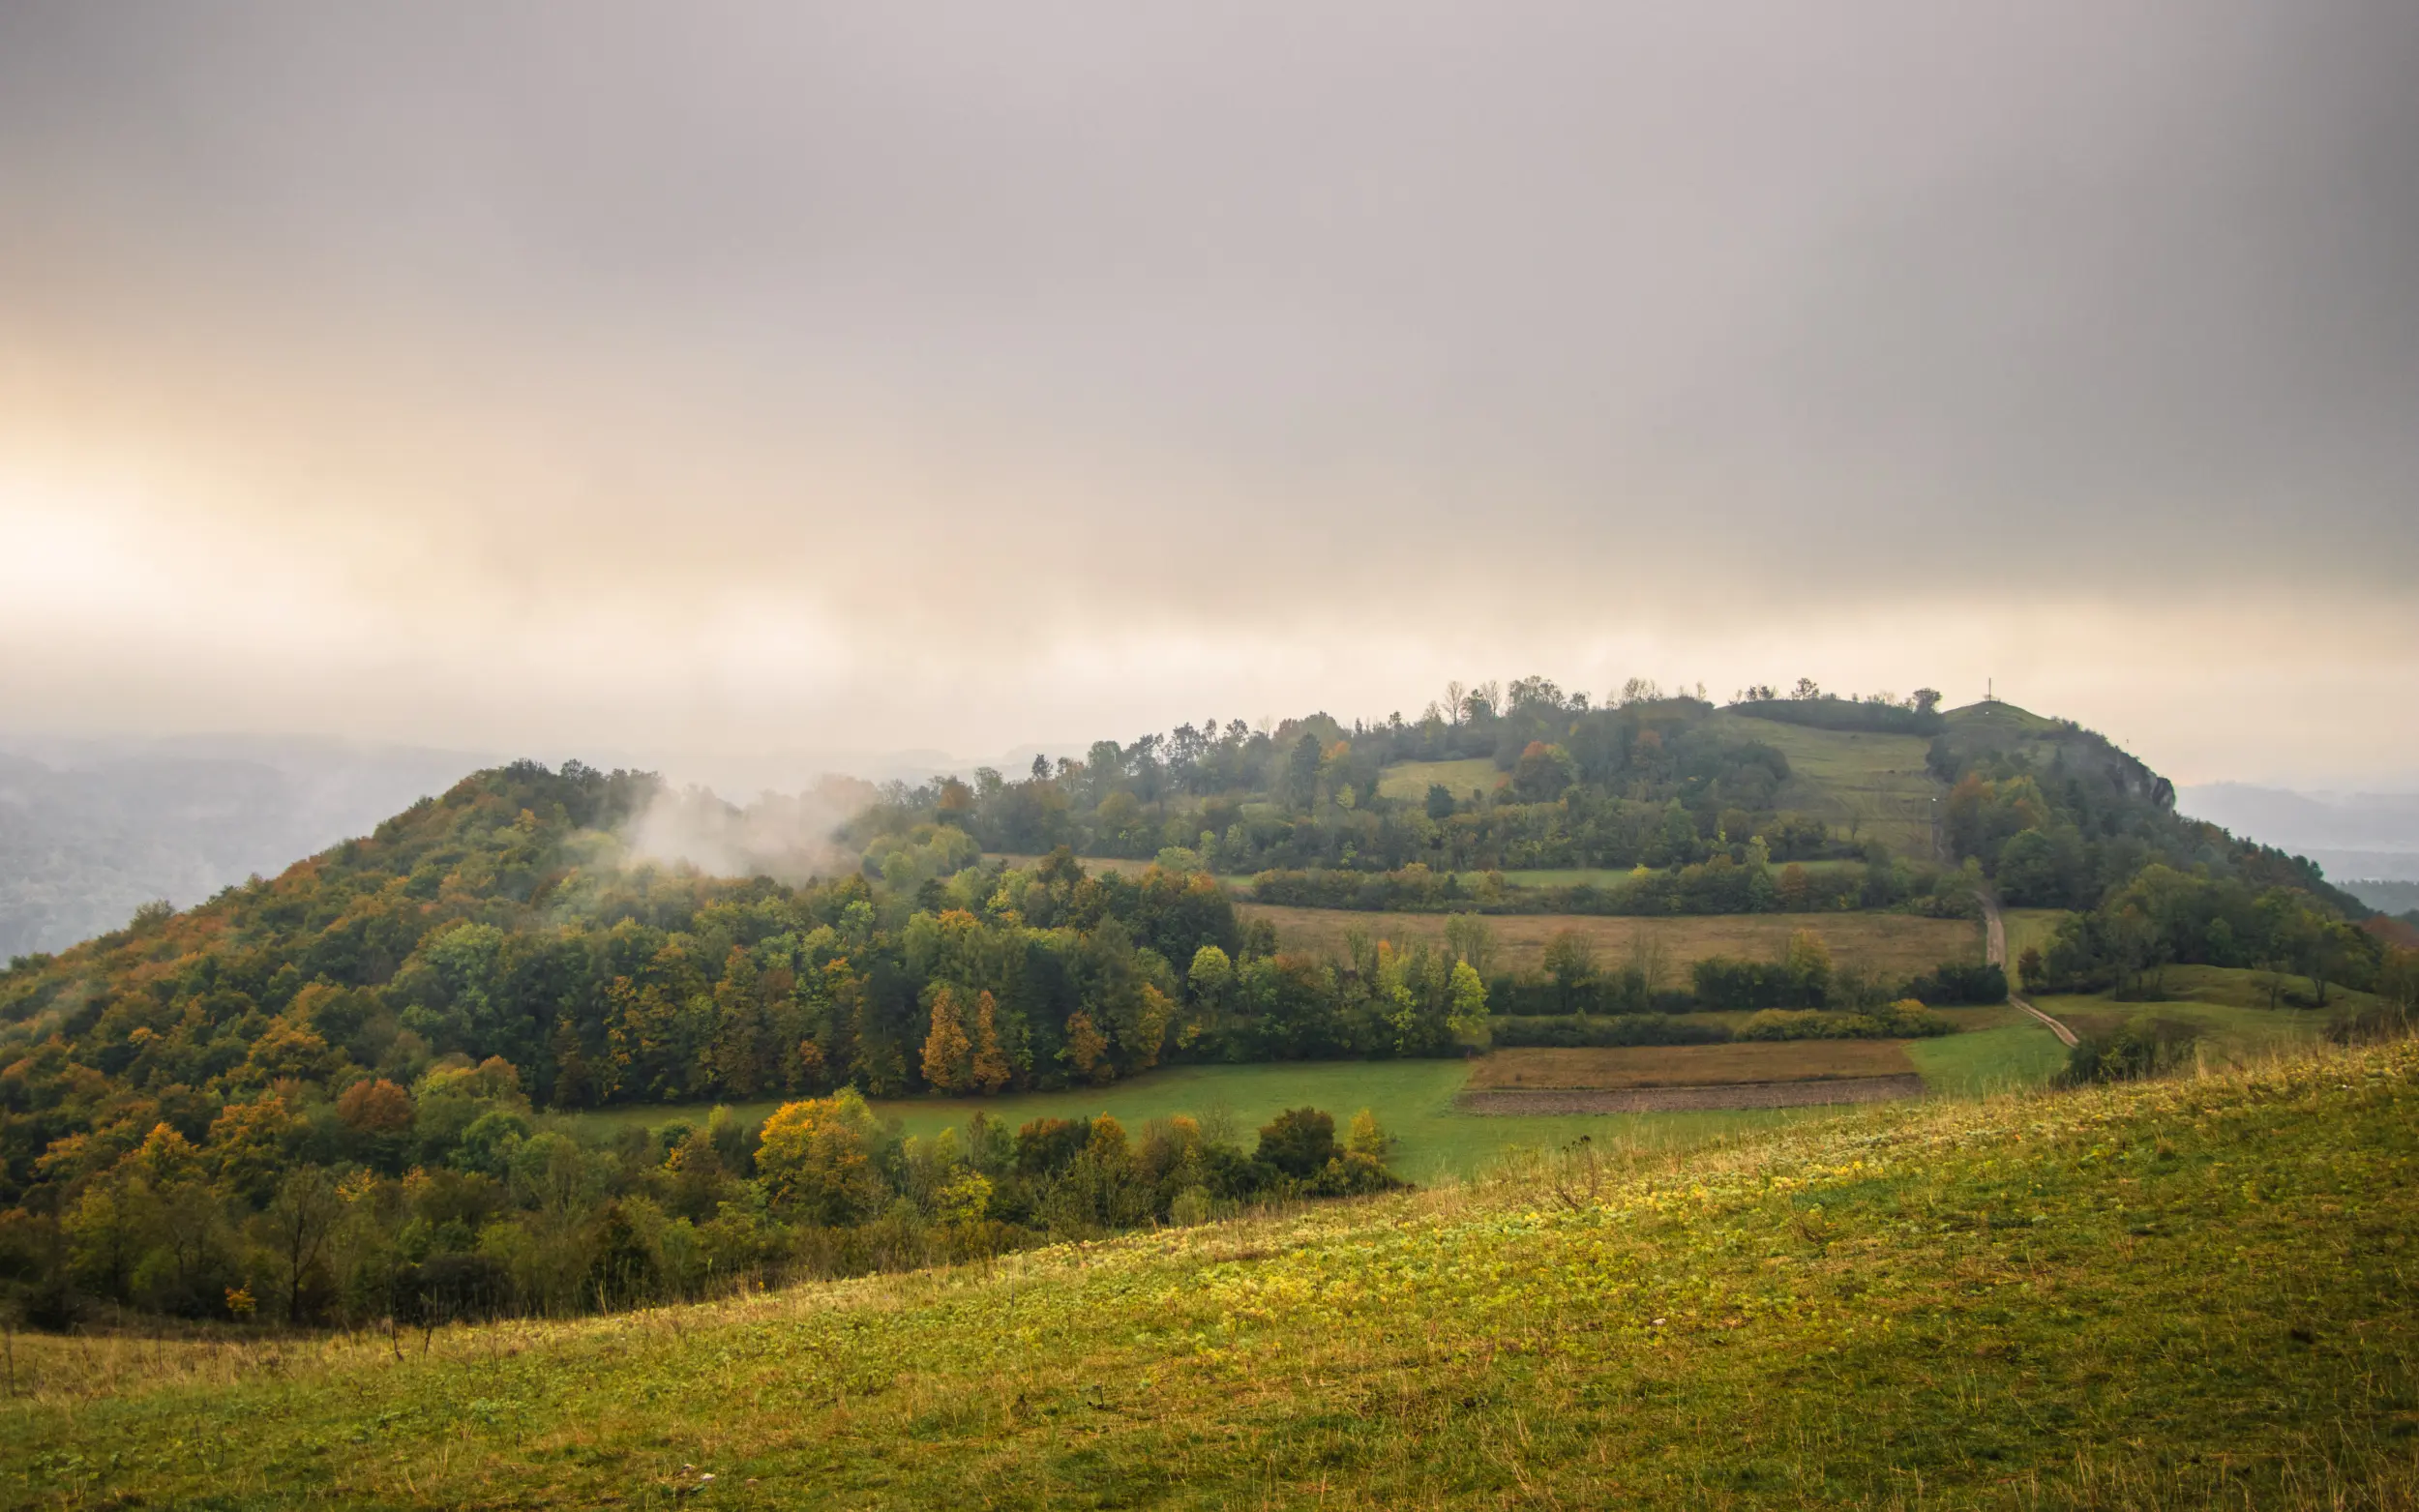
[1702,713,1942,859]
[6,1039,2414,1509]
[1237,903,1982,979]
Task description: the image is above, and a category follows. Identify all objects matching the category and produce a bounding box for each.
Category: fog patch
[621,774,876,884]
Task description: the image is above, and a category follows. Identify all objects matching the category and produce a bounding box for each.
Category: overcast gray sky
[4,2,2415,786]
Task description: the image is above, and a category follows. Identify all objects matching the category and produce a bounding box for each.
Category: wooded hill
[861,686,2370,919]
[0,686,2400,1329]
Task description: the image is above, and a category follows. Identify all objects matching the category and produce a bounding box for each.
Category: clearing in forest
[1705,711,1942,858]
[1374,756,1502,801]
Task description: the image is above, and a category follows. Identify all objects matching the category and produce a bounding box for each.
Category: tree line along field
[1237,902,1983,980]
[9,1040,2414,1509]
[572,999,2080,1184]
[576,1059,1852,1185]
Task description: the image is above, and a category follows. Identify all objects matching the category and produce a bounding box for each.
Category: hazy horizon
[6,4,2417,788]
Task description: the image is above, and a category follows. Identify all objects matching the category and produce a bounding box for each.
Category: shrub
[1901,962,2008,1006]
[1735,1001,1953,1041]
[1254,1108,1341,1179]
[2058,1019,2199,1085]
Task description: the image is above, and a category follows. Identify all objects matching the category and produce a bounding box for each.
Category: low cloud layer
[3,3,2415,786]
[620,777,878,886]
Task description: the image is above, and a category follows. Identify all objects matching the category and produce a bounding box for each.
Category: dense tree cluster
[1932,713,2365,919]
[2021,864,2403,1006]
[862,685,1880,879]
[0,761,1445,1325]
[0,1059,1396,1328]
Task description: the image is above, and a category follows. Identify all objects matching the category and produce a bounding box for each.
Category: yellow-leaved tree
[755,1090,885,1227]
[921,987,972,1093]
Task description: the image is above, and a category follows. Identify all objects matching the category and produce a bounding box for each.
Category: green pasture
[2002,905,2071,971]
[2032,964,2377,1064]
[1902,1022,2069,1095]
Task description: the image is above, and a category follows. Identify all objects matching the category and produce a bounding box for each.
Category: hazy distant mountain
[0,736,490,959]
[0,733,1088,959]
[2177,783,2419,884]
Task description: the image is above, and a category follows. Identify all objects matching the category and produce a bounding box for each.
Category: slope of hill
[1929,700,2371,920]
[5,1041,2413,1508]
[2181,783,2419,886]
[0,737,484,959]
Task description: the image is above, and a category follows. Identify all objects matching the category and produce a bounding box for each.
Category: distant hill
[0,737,488,958]
[2343,879,2419,917]
[2179,783,2419,884]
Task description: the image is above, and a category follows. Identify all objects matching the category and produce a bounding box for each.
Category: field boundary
[1455,1074,1928,1114]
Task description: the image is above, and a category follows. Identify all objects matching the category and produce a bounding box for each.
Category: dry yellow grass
[1468,1041,1918,1090]
[1238,904,1981,978]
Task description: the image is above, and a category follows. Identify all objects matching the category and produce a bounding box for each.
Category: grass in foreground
[10,1041,2416,1509]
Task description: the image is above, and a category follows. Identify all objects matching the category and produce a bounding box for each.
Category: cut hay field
[15,1043,2415,1509]
[1238,903,1983,979]
[1470,1040,1915,1090]
[1373,756,1501,801]
[1705,711,1942,859]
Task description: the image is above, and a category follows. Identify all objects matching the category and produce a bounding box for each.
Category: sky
[3,2,2416,789]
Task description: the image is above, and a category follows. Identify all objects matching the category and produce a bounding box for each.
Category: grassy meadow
[1238,903,1982,979]
[2031,964,2378,1065]
[2003,906,2072,974]
[1900,1023,2073,1096]
[1705,713,1943,859]
[10,1040,2416,1509]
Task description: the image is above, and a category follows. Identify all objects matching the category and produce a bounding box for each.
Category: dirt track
[1455,1074,1929,1114]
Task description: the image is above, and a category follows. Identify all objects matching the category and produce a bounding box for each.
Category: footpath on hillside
[1980,884,2078,1047]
